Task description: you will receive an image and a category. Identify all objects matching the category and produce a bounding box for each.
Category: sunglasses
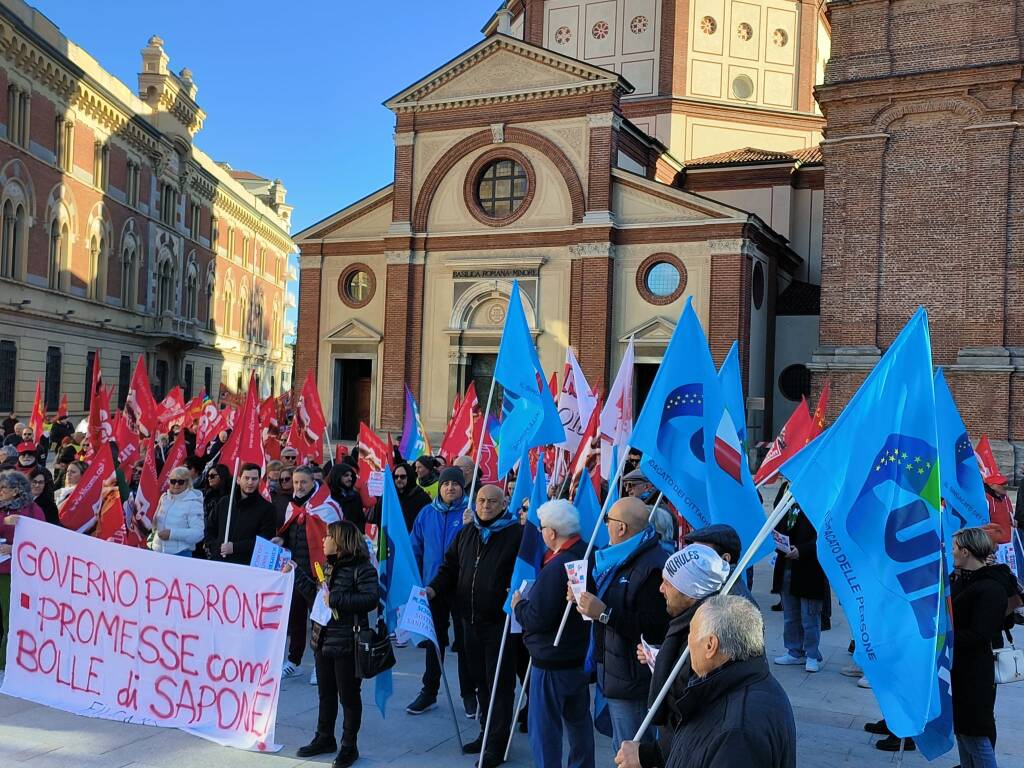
[280,476,293,483]
[168,478,188,486]
[394,474,408,480]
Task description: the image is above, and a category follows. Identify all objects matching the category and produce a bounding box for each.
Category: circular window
[555,25,572,45]
[337,264,376,308]
[700,15,717,35]
[630,15,648,34]
[465,149,537,227]
[592,20,610,39]
[732,74,755,100]
[636,253,687,305]
[752,262,765,310]
[773,28,789,47]
[779,364,812,403]
[736,22,753,41]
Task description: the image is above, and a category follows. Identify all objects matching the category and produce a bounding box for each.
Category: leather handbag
[354,616,396,680]
[993,645,1024,685]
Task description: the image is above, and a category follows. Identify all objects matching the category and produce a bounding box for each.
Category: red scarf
[544,534,582,565]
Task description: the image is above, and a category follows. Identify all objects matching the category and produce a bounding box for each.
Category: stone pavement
[1,559,1022,768]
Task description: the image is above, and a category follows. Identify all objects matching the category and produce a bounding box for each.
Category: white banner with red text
[1,517,293,751]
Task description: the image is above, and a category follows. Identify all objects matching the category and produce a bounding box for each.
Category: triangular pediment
[613,169,749,225]
[324,318,383,343]
[385,34,630,111]
[620,316,676,343]
[295,185,393,242]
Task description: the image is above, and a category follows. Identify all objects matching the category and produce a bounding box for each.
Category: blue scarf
[432,493,468,518]
[474,510,518,544]
[593,525,658,597]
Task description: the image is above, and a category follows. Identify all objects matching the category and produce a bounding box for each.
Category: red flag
[335,444,350,463]
[87,351,105,449]
[59,441,115,532]
[224,407,238,430]
[113,410,141,467]
[264,435,282,461]
[158,387,186,431]
[470,412,499,484]
[156,428,188,492]
[567,394,602,498]
[279,480,342,574]
[754,398,814,486]
[95,476,127,542]
[196,399,226,457]
[259,395,280,431]
[440,382,478,461]
[29,380,45,438]
[810,379,830,438]
[56,393,68,420]
[184,393,206,428]
[124,357,159,439]
[285,371,327,465]
[357,422,390,489]
[976,435,1007,485]
[220,373,266,473]
[132,440,161,530]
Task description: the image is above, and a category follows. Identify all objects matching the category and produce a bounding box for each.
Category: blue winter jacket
[410,494,468,585]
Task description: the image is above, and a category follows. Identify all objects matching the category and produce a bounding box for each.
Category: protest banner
[1,518,292,751]
[396,586,439,646]
[249,537,288,572]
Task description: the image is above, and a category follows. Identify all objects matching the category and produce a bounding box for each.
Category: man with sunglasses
[391,461,431,531]
[570,497,670,755]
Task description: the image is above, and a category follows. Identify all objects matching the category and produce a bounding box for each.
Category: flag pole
[222,457,240,546]
[630,490,794,743]
[646,492,664,523]
[435,643,465,751]
[478,614,511,764]
[504,658,532,760]
[322,427,333,466]
[552,447,630,646]
[468,376,497,509]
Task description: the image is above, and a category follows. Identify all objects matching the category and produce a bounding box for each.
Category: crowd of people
[1,411,1023,768]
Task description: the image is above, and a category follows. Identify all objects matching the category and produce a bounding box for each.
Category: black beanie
[438,466,465,490]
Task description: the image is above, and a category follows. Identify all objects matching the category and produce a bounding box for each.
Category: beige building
[0,0,294,422]
[296,0,828,444]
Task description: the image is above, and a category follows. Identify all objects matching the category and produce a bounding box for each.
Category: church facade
[296,0,829,444]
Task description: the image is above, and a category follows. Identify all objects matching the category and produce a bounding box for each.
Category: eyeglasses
[30,478,45,485]
[168,478,188,486]
[602,513,625,526]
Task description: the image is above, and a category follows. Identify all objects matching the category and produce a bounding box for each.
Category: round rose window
[476,159,529,219]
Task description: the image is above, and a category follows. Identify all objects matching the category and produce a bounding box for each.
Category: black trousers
[465,619,517,756]
[314,650,363,746]
[423,600,474,698]
[287,588,309,665]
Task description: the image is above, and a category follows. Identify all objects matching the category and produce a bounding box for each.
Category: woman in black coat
[950,527,1012,767]
[771,483,826,671]
[327,464,366,533]
[29,468,60,526]
[291,521,379,768]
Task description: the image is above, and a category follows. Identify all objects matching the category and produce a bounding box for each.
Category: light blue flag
[494,280,565,476]
[631,298,770,563]
[934,368,988,544]
[718,341,748,449]
[504,455,547,623]
[375,471,424,717]
[779,308,953,759]
[575,475,609,550]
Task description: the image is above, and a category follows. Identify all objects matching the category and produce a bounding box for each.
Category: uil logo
[847,434,943,639]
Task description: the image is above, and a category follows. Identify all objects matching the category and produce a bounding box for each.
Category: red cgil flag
[29,379,45,439]
[124,357,159,439]
[285,371,327,465]
[113,410,141,467]
[356,422,390,489]
[86,351,105,450]
[567,393,602,498]
[440,382,478,461]
[59,440,115,533]
[220,372,266,474]
[131,439,161,531]
[753,397,814,486]
[156,428,188,492]
[470,410,499,484]
[158,387,186,431]
[195,399,226,457]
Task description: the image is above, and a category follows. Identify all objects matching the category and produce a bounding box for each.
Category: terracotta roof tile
[686,145,822,169]
[227,169,267,181]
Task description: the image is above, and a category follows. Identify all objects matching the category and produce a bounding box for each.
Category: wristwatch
[598,609,611,625]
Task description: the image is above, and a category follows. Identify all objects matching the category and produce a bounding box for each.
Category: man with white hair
[668,595,795,768]
[511,499,594,768]
[615,544,730,768]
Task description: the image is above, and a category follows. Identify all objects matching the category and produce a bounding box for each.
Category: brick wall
[569,255,613,392]
[294,256,322,388]
[380,262,424,431]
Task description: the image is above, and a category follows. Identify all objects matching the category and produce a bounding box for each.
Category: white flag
[556,347,596,454]
[600,336,635,479]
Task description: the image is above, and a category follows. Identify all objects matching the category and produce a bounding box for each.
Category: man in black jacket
[573,497,669,754]
[512,498,594,768]
[615,543,730,768]
[429,484,523,767]
[667,595,796,768]
[205,463,276,565]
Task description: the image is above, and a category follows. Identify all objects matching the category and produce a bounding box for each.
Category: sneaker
[773,653,805,666]
[406,691,438,715]
[864,719,889,735]
[309,667,318,685]
[875,735,915,752]
[804,658,821,673]
[333,744,359,768]
[297,734,337,758]
[840,664,863,678]
[463,696,478,719]
[857,677,872,689]
[281,661,299,678]
[462,736,483,755]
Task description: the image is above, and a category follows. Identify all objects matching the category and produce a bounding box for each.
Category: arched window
[205,265,216,331]
[11,204,24,279]
[0,200,14,277]
[239,289,249,339]
[48,220,61,289]
[89,236,99,297]
[120,246,136,308]
[185,267,198,319]
[157,259,174,314]
[223,284,233,335]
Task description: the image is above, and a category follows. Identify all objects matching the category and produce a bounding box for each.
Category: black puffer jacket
[293,554,380,658]
[665,656,796,768]
[771,505,826,601]
[589,534,669,701]
[429,514,523,626]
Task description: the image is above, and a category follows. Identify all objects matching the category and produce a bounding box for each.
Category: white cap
[663,543,730,599]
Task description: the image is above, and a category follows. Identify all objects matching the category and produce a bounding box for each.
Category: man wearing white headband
[615,544,730,768]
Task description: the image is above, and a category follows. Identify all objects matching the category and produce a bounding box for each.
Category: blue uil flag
[933,368,988,538]
[779,307,953,758]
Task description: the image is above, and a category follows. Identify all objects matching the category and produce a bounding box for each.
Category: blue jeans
[956,734,998,768]
[605,696,652,756]
[781,567,822,660]
[527,666,594,768]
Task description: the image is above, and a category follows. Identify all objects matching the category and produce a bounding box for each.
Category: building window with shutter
[184,363,194,402]
[204,366,212,397]
[84,350,96,410]
[45,347,62,412]
[0,340,16,412]
[118,354,131,409]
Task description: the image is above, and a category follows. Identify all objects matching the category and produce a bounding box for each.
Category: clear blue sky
[32,0,489,231]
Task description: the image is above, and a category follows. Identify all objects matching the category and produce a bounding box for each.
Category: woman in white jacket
[150,466,205,557]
